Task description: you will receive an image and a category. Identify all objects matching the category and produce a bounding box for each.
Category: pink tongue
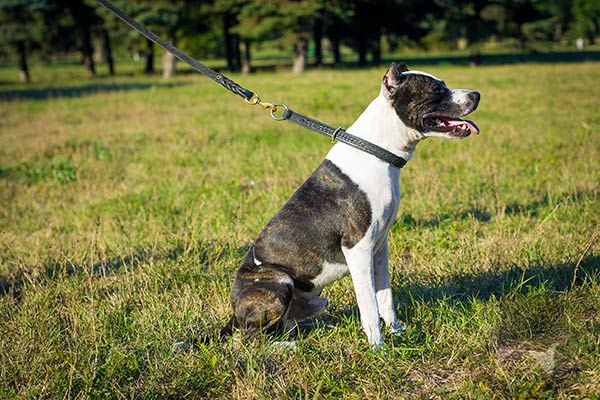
[447,118,480,134]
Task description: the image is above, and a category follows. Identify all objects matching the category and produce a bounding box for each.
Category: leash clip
[245,93,278,112]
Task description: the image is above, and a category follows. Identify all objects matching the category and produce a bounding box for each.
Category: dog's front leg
[374,238,404,333]
[344,244,383,348]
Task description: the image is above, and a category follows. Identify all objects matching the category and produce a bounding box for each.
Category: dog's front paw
[389,321,406,336]
[371,342,391,357]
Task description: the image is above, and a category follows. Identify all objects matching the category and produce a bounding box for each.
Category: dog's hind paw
[172,333,211,353]
[271,340,297,353]
[172,340,192,353]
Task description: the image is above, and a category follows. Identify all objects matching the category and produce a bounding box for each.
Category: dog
[220,62,480,348]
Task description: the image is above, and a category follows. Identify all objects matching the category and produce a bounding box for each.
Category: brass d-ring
[270,103,288,121]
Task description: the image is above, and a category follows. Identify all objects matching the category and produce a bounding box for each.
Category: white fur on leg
[344,244,383,347]
[374,238,403,332]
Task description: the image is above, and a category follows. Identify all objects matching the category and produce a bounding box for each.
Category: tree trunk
[330,30,341,65]
[145,38,154,74]
[224,12,241,72]
[103,29,115,76]
[554,22,562,41]
[233,35,241,71]
[313,17,323,66]
[357,36,368,66]
[588,19,597,45]
[16,41,30,83]
[241,39,251,74]
[79,19,95,75]
[372,30,382,66]
[162,30,176,78]
[67,0,96,76]
[292,36,308,74]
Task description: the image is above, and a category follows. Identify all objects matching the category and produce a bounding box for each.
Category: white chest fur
[326,94,411,247]
[309,261,350,295]
[307,93,416,298]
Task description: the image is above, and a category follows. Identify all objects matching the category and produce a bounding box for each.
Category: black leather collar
[282,108,407,169]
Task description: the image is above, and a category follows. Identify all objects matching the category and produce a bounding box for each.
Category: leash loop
[270,104,288,121]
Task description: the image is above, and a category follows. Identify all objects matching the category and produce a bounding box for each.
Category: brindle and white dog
[221,62,480,348]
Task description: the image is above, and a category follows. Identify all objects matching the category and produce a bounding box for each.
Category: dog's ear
[382,62,409,98]
[395,61,409,73]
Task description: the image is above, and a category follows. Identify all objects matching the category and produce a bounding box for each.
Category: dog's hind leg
[287,294,329,322]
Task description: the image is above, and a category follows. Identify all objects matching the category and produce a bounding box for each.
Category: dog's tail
[217,315,236,338]
[194,316,236,345]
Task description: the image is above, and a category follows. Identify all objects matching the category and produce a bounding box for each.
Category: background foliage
[0,0,599,80]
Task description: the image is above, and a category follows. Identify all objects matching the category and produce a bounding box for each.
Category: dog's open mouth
[425,115,480,137]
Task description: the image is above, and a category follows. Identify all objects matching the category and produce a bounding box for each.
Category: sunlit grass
[1,61,599,398]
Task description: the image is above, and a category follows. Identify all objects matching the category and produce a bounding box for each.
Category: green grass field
[1,61,599,399]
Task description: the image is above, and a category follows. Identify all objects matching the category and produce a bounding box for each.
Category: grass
[0,60,599,399]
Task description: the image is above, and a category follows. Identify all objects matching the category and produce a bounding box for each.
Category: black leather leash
[96,0,407,169]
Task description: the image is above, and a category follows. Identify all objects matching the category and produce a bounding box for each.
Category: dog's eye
[432,85,445,95]
[433,81,446,91]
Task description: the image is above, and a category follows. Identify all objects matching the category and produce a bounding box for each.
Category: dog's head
[382,62,480,139]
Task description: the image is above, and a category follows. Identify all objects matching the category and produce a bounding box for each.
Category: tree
[284,0,322,73]
[63,0,100,76]
[121,1,186,76]
[572,0,600,45]
[317,0,354,65]
[324,6,353,65]
[158,2,186,78]
[535,0,573,41]
[226,0,322,74]
[213,0,244,72]
[0,0,49,82]
[96,1,131,76]
[431,0,501,63]
[99,1,156,74]
[348,0,381,66]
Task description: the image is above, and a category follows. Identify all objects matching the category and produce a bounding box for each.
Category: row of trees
[1,0,599,82]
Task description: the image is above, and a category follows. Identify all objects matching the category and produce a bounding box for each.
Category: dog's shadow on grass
[315,254,599,335]
[0,240,243,301]
[396,254,599,307]
[399,189,596,229]
[0,246,177,301]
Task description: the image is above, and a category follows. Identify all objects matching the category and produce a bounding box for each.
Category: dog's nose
[467,91,480,111]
